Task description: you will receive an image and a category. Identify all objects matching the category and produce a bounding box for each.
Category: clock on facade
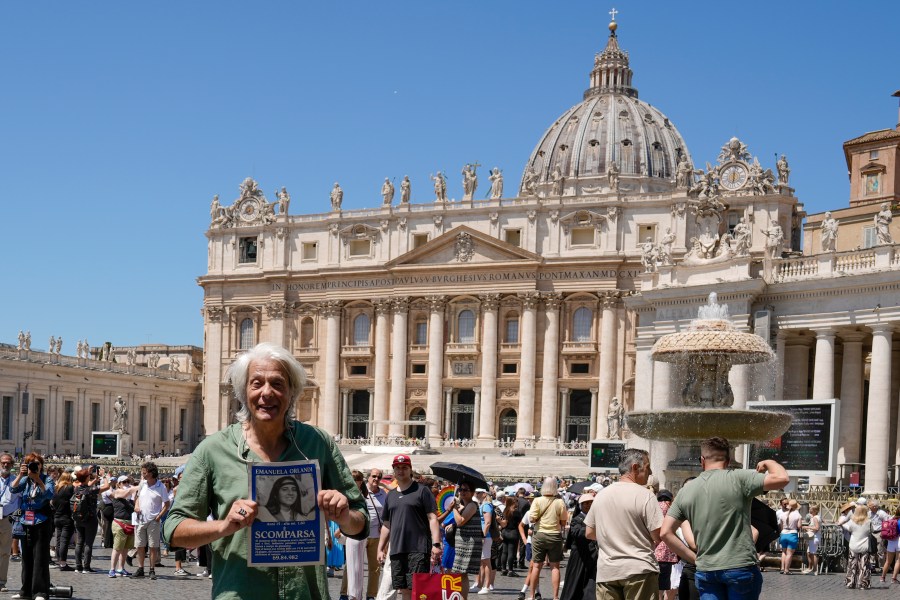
[720,164,748,190]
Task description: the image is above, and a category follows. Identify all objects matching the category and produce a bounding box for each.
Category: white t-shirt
[136,479,170,520]
[584,481,663,581]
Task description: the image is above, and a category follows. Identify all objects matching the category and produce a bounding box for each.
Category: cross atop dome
[585,10,636,99]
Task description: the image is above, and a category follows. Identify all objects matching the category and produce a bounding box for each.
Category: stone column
[839,332,866,464]
[539,293,562,442]
[783,336,812,400]
[864,324,893,495]
[265,301,288,346]
[633,335,655,412]
[650,361,674,480]
[478,294,500,445]
[202,306,225,435]
[811,328,836,400]
[596,291,620,439]
[426,296,446,444]
[729,363,750,465]
[558,388,570,442]
[372,299,392,438]
[773,331,787,401]
[388,298,409,438]
[321,300,343,435]
[589,388,598,440]
[472,387,482,442]
[443,387,453,440]
[516,292,540,442]
[340,388,350,438]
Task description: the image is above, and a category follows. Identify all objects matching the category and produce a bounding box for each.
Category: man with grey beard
[0,454,22,591]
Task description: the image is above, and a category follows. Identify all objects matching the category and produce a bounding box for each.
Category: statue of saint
[431,172,447,202]
[277,187,291,215]
[56,337,62,355]
[762,222,784,259]
[49,336,56,354]
[171,356,181,373]
[381,178,395,205]
[659,228,676,266]
[24,331,31,351]
[607,397,624,439]
[210,194,220,222]
[461,164,478,200]
[400,176,411,203]
[83,339,89,358]
[607,162,620,191]
[17,331,24,351]
[113,396,128,433]
[732,217,751,257]
[522,167,538,196]
[821,212,839,252]
[875,203,893,245]
[330,183,343,211]
[489,168,503,199]
[777,154,790,186]
[551,165,565,196]
[640,238,657,273]
[675,156,692,189]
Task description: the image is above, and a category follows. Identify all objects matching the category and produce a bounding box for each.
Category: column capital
[518,291,541,310]
[589,387,599,394]
[840,330,868,344]
[559,387,570,395]
[599,290,622,310]
[204,305,225,323]
[320,299,343,317]
[472,386,482,394]
[391,296,410,314]
[373,298,393,315]
[870,323,895,336]
[443,386,454,394]
[265,301,289,319]
[542,292,562,310]
[426,295,447,312]
[479,293,500,312]
[813,327,836,339]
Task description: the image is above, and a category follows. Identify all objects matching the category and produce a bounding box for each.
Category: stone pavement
[5,549,893,599]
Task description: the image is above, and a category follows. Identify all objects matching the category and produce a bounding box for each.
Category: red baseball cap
[392,454,412,468]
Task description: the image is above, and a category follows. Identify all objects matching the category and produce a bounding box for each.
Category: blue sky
[2,1,898,350]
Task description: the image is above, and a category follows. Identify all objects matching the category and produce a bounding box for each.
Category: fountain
[626,292,793,477]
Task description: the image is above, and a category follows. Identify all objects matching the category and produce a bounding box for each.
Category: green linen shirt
[162,421,368,600]
[667,468,765,572]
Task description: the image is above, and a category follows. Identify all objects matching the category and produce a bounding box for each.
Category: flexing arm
[757,460,789,491]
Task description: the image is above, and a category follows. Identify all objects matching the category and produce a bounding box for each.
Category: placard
[746,399,838,477]
[248,460,324,566]
[589,442,625,470]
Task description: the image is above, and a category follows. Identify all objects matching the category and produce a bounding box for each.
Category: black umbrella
[566,480,594,494]
[429,461,489,490]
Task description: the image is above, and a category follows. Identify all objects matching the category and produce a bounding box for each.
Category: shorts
[531,531,563,564]
[887,538,899,553]
[135,520,162,548]
[111,521,134,553]
[779,532,799,550]
[807,536,819,554]
[658,561,677,590]
[481,537,492,561]
[390,552,428,590]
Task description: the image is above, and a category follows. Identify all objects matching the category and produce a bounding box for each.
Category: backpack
[882,518,899,541]
[488,504,502,540]
[70,488,95,523]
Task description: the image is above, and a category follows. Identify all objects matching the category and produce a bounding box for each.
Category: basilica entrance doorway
[408,407,426,439]
[348,390,370,439]
[499,408,517,441]
[565,389,592,442]
[450,389,475,440]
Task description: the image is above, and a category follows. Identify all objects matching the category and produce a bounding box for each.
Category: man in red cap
[377,455,442,600]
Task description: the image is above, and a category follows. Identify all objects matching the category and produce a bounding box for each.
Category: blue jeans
[695,566,763,600]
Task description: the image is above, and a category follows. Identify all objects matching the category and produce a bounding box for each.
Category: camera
[27,461,40,473]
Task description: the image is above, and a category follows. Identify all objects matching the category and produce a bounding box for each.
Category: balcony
[445,343,480,359]
[562,341,597,355]
[499,343,521,353]
[341,344,373,357]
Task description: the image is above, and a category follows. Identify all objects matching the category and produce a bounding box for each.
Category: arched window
[353,314,370,346]
[505,313,520,344]
[573,307,592,342]
[458,310,475,343]
[239,318,254,350]
[300,317,315,349]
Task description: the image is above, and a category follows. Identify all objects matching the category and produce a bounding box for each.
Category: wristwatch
[432,542,441,548]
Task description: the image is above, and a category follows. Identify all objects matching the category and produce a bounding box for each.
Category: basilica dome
[520,22,692,195]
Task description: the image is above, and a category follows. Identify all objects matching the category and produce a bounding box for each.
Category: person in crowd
[0,453,22,592]
[10,452,55,600]
[560,491,597,600]
[586,449,662,600]
[515,488,531,571]
[655,490,680,599]
[660,437,789,600]
[880,505,900,583]
[802,504,821,575]
[164,342,368,598]
[499,495,524,577]
[843,505,872,589]
[132,461,170,580]
[474,488,496,593]
[50,471,75,571]
[364,468,387,600]
[450,482,483,596]
[526,477,567,600]
[338,470,369,600]
[71,467,107,573]
[377,454,441,600]
[868,499,890,572]
[99,471,116,549]
[777,499,801,574]
[109,475,136,577]
[167,469,191,577]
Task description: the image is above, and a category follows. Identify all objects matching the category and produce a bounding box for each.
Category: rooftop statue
[330,183,343,211]
[461,163,479,201]
[876,203,893,245]
[276,187,291,215]
[400,176,411,203]
[489,168,503,199]
[431,172,447,203]
[821,212,838,252]
[381,178,394,206]
[777,154,790,186]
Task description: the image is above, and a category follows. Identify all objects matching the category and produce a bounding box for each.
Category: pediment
[386,225,542,268]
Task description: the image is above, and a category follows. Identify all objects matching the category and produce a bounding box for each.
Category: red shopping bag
[412,572,464,600]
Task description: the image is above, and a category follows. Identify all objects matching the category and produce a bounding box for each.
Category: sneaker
[517,594,526,600]
[155,562,164,568]
[11,595,30,600]
[109,570,117,578]
[132,567,145,578]
[470,584,480,592]
[327,567,335,578]
[117,569,131,577]
[509,571,519,577]
[173,569,190,576]
[10,556,21,562]
[477,588,490,595]
[489,585,495,591]
[501,571,508,577]
[149,570,157,580]
[339,595,349,600]
[83,567,95,574]
[58,564,75,572]
[197,570,210,577]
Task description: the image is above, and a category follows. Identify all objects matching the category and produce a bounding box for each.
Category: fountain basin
[651,327,774,364]
[626,408,792,444]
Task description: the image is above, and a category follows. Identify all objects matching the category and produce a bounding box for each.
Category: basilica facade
[199,22,803,451]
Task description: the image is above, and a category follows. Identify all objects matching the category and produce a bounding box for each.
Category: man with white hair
[585,448,662,600]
